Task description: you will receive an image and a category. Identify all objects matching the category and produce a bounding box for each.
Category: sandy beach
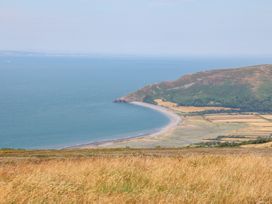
[131,102,181,136]
[69,102,181,149]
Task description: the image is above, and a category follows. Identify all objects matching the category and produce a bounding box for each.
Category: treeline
[142,83,272,112]
[177,98,272,113]
[195,135,272,148]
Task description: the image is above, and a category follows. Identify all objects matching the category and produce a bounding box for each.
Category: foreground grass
[0,149,272,203]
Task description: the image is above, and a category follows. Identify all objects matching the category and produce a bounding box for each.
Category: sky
[0,0,272,57]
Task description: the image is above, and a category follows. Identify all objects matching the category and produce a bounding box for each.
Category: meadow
[0,148,271,203]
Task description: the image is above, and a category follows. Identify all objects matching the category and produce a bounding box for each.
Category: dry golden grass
[205,114,265,123]
[0,150,272,204]
[199,114,272,142]
[205,115,259,119]
[241,142,272,148]
[154,99,236,113]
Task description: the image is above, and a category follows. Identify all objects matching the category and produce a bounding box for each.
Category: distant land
[123,64,272,112]
[0,50,90,57]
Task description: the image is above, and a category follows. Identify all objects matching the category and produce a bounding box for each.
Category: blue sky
[0,0,272,57]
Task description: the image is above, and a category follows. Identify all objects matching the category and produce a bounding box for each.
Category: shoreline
[67,101,181,149]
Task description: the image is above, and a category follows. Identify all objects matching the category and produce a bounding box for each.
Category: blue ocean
[0,55,271,149]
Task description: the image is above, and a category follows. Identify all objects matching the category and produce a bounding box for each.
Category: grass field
[203,114,272,142]
[0,148,271,203]
[103,100,272,148]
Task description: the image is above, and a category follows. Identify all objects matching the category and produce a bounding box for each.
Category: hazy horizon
[1,0,272,57]
[1,50,272,60]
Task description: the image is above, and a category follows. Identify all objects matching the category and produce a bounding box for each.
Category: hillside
[123,64,272,111]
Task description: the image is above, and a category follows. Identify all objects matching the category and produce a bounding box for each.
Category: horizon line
[0,50,272,59]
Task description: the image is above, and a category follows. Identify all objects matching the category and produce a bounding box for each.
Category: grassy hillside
[0,148,272,203]
[124,64,272,111]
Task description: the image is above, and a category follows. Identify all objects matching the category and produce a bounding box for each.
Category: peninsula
[94,64,272,148]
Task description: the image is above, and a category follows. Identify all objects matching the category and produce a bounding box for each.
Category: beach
[131,102,181,136]
[70,102,181,148]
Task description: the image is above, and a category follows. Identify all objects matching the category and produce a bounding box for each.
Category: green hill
[123,64,272,111]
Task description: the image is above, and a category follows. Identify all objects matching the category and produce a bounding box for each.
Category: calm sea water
[0,55,271,149]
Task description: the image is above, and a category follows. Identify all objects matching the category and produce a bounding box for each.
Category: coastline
[68,101,181,149]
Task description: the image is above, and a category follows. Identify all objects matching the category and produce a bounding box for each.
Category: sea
[0,55,271,149]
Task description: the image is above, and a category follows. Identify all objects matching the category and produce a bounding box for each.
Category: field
[203,114,272,142]
[0,148,272,203]
[100,101,272,148]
